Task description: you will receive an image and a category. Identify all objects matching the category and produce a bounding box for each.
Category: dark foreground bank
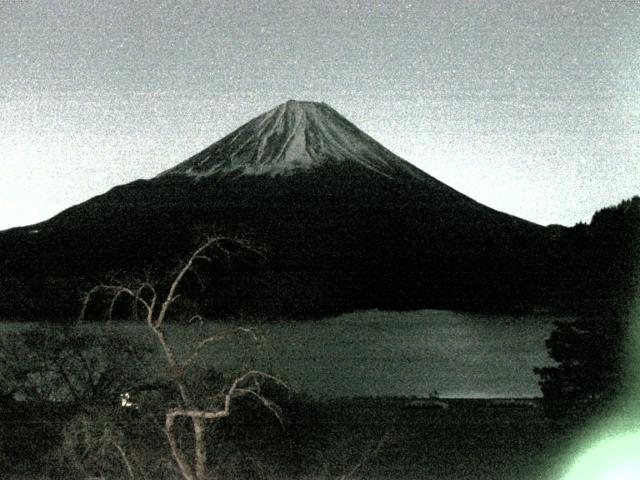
[2,396,578,480]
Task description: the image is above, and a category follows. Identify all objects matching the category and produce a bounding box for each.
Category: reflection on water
[1,309,561,398]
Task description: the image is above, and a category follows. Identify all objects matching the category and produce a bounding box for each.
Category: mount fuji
[0,100,552,319]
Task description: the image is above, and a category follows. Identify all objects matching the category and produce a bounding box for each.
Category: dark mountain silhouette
[1,100,560,319]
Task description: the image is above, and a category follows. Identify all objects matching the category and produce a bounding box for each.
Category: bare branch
[338,433,390,480]
[231,370,288,392]
[79,285,151,323]
[107,288,127,323]
[111,439,135,480]
[187,314,205,325]
[181,334,227,369]
[181,326,259,369]
[78,285,103,323]
[156,236,232,327]
[167,408,228,421]
[137,281,157,312]
[165,370,287,424]
[135,282,157,324]
[234,388,284,425]
[235,326,260,342]
[165,414,196,480]
[190,268,206,291]
[52,358,82,404]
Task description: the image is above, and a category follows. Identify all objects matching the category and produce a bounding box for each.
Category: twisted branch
[78,235,279,480]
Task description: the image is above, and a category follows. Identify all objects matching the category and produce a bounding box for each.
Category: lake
[0,309,561,399]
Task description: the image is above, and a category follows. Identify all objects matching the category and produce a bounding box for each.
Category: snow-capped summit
[159,100,424,180]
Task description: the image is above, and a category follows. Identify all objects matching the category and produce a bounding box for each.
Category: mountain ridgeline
[0,101,637,320]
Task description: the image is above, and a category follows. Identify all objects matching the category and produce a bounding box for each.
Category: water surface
[1,309,560,398]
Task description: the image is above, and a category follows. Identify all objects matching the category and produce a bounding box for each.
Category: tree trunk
[165,413,196,480]
[193,417,207,480]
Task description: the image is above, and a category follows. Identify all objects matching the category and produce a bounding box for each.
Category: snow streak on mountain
[160,100,426,180]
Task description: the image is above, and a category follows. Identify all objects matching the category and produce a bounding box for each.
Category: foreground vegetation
[2,394,582,480]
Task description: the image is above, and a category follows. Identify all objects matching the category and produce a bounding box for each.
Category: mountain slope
[0,100,551,319]
[160,100,427,180]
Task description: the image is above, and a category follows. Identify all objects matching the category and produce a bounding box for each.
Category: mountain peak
[284,98,325,108]
[159,100,425,180]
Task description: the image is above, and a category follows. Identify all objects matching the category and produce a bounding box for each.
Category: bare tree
[80,236,285,480]
[60,408,137,480]
[0,327,150,404]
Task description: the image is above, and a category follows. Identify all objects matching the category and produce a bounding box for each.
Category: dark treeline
[535,196,639,419]
[0,182,637,322]
[545,196,639,317]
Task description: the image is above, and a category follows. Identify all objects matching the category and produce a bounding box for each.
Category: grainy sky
[1,0,638,230]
